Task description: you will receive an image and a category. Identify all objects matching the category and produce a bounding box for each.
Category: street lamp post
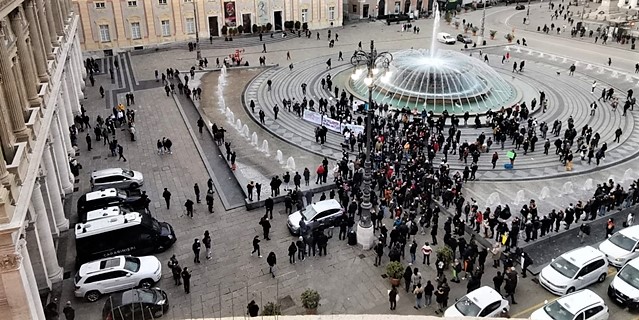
[478,2,486,44]
[193,1,202,61]
[526,0,531,23]
[350,40,393,250]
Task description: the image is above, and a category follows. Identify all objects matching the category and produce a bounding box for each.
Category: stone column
[10,10,42,108]
[0,85,16,160]
[0,240,45,320]
[42,142,68,231]
[39,169,60,237]
[25,0,49,82]
[72,47,85,92]
[18,238,46,319]
[33,177,63,283]
[59,78,75,152]
[45,0,60,46]
[74,37,86,79]
[37,0,55,57]
[0,34,30,141]
[11,55,31,112]
[0,139,8,185]
[66,66,82,112]
[51,113,73,195]
[51,0,64,36]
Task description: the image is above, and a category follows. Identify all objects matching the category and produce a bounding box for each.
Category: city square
[0,0,638,319]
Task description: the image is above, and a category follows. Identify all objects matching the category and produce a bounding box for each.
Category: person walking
[192,238,201,263]
[85,133,92,151]
[504,267,518,304]
[389,286,398,310]
[413,283,424,309]
[197,117,205,134]
[578,223,591,243]
[265,197,274,219]
[181,267,191,294]
[421,242,432,265]
[62,301,75,320]
[193,183,201,203]
[251,235,262,257]
[606,218,615,238]
[117,144,127,162]
[168,255,181,285]
[267,252,277,278]
[184,199,194,217]
[374,240,384,266]
[424,280,434,306]
[403,266,413,292]
[288,241,297,264]
[521,252,533,278]
[203,230,212,260]
[162,188,171,209]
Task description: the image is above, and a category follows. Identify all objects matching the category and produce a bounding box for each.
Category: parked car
[103,288,169,320]
[457,34,473,44]
[444,286,509,317]
[538,246,609,295]
[598,225,639,268]
[515,4,526,10]
[437,32,456,44]
[74,255,162,302]
[91,168,144,191]
[530,289,609,320]
[77,188,145,221]
[608,256,639,309]
[287,199,344,235]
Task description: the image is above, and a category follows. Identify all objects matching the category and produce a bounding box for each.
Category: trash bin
[348,230,357,246]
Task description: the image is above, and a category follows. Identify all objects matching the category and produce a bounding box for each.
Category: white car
[538,246,609,295]
[608,256,639,309]
[91,168,144,191]
[74,255,162,302]
[599,225,639,268]
[530,289,609,320]
[287,199,344,235]
[437,32,456,44]
[444,286,509,317]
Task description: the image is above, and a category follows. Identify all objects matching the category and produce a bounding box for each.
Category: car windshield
[550,257,579,278]
[542,300,575,320]
[121,169,134,177]
[141,214,162,232]
[454,296,481,316]
[124,257,141,272]
[608,233,637,252]
[302,206,317,221]
[618,264,639,290]
[136,289,158,303]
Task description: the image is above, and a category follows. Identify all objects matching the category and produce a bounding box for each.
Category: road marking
[512,296,558,318]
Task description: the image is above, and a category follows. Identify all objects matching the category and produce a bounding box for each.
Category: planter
[305,308,317,315]
[390,278,400,286]
[472,32,477,36]
[490,35,495,40]
[508,39,512,43]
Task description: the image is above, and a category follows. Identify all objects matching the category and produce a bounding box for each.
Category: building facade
[346,0,431,20]
[73,0,344,52]
[0,0,84,319]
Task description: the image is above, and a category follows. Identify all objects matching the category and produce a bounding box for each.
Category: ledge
[26,108,42,139]
[6,142,29,186]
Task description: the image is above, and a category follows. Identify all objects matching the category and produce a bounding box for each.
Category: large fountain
[347,2,518,114]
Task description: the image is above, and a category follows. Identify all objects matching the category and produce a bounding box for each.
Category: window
[99,24,111,42]
[184,0,193,2]
[131,22,141,39]
[161,20,171,36]
[301,9,308,23]
[585,306,604,319]
[185,17,195,34]
[353,5,357,12]
[158,0,167,4]
[478,301,501,317]
[95,2,106,9]
[328,6,335,20]
[127,0,137,6]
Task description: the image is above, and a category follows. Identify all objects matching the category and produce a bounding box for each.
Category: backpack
[410,223,418,235]
[416,290,423,299]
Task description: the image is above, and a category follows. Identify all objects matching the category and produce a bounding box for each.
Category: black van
[77,188,145,222]
[75,212,176,266]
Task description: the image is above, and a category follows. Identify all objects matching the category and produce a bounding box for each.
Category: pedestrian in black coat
[267,252,277,277]
[181,267,191,293]
[260,216,271,240]
[288,242,297,264]
[493,271,503,294]
[192,239,201,263]
[403,266,413,292]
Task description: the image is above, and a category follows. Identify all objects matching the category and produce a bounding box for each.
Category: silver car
[91,168,144,191]
[287,199,344,235]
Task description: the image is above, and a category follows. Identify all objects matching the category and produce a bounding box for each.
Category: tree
[302,22,308,31]
[237,25,244,34]
[266,23,273,31]
[221,25,228,35]
[252,24,258,33]
[295,21,301,30]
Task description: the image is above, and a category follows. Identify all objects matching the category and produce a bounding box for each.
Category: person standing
[203,231,212,260]
[181,267,191,294]
[493,271,504,294]
[389,286,398,310]
[267,252,277,278]
[162,188,172,209]
[85,133,92,151]
[265,197,274,219]
[424,280,434,306]
[409,240,418,264]
[421,242,432,265]
[247,181,255,201]
[413,283,424,309]
[206,189,214,213]
[192,238,201,263]
[606,218,615,238]
[504,267,518,304]
[62,301,75,320]
[288,241,297,264]
[247,300,259,317]
[260,216,272,240]
[251,235,262,257]
[193,183,201,203]
[184,199,194,217]
[197,117,205,134]
[578,223,591,243]
[169,256,182,285]
[374,240,384,266]
[255,182,262,201]
[403,266,413,293]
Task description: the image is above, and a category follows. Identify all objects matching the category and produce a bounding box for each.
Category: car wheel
[85,290,101,302]
[566,287,575,294]
[139,279,154,288]
[598,273,606,283]
[130,183,139,190]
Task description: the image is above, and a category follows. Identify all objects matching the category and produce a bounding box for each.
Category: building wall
[0,0,84,319]
[74,0,344,52]
[346,0,429,20]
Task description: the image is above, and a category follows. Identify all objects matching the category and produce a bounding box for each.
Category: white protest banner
[302,110,323,125]
[322,116,342,132]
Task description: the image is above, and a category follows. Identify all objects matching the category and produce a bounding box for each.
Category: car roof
[75,212,143,238]
[310,199,342,213]
[92,168,128,178]
[618,225,639,240]
[79,256,124,277]
[85,206,123,222]
[560,246,605,266]
[556,289,604,314]
[437,32,450,36]
[84,188,122,201]
[110,288,162,307]
[465,286,503,308]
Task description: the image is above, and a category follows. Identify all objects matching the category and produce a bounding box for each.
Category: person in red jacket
[316,165,325,184]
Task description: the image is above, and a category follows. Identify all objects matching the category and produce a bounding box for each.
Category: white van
[538,246,609,295]
[607,256,639,309]
[599,225,639,268]
[437,32,456,44]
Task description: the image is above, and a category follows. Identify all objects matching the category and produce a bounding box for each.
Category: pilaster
[25,0,50,82]
[42,142,68,231]
[32,178,63,283]
[10,9,42,108]
[0,35,31,143]
[37,0,55,58]
[51,114,74,195]
[45,0,60,46]
[51,0,64,37]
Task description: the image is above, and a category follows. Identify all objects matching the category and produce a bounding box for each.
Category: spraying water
[261,140,270,156]
[235,119,242,131]
[285,157,296,170]
[218,66,228,111]
[242,124,250,138]
[275,150,283,164]
[251,132,258,146]
[430,2,440,59]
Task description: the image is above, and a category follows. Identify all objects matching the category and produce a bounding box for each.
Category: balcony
[6,142,29,186]
[26,107,42,140]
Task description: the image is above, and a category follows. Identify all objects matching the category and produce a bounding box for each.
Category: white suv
[74,255,161,302]
[530,289,609,320]
[608,256,639,309]
[599,225,639,268]
[539,246,609,295]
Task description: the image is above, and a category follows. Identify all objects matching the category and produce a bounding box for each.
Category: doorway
[404,0,410,13]
[395,1,401,13]
[363,4,369,17]
[208,16,219,37]
[242,14,251,33]
[273,11,283,30]
[378,0,385,16]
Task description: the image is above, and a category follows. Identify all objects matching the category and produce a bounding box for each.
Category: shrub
[436,246,454,268]
[300,289,320,309]
[261,302,281,316]
[302,22,308,30]
[505,33,515,41]
[266,22,273,31]
[295,21,301,30]
[489,30,497,37]
[237,25,244,34]
[252,24,258,33]
[385,261,404,279]
[221,25,228,35]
